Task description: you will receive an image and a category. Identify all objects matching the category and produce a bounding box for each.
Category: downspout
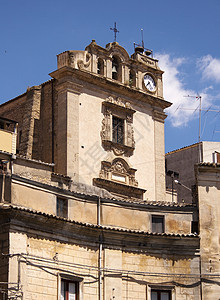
[199,254,203,300]
[97,197,102,300]
[1,172,5,202]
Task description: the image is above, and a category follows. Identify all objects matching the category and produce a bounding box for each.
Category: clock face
[144,74,156,92]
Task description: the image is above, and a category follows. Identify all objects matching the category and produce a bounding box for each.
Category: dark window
[61,279,79,300]
[57,197,68,218]
[152,215,164,233]
[191,221,199,234]
[151,289,171,300]
[112,57,119,80]
[112,116,124,144]
[0,160,7,173]
[129,70,136,87]
[97,58,104,75]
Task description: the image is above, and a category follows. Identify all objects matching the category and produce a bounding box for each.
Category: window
[191,221,199,234]
[112,116,124,144]
[0,159,8,173]
[61,279,79,300]
[151,289,171,300]
[213,151,220,163]
[101,97,135,156]
[152,215,164,233]
[57,197,68,218]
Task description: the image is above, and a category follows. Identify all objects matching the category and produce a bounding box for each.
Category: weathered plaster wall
[197,164,220,299]
[6,231,200,300]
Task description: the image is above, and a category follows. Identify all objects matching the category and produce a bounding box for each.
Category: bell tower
[50,40,171,201]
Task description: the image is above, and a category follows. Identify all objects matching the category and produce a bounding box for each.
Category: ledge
[93,177,146,199]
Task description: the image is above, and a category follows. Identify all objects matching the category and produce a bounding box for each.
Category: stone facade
[0,41,218,299]
[196,163,220,299]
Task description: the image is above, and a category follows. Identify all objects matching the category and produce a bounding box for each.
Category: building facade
[0,40,215,299]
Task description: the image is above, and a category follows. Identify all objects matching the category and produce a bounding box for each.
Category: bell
[112,65,117,73]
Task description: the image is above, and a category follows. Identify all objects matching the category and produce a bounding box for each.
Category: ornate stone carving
[111,160,127,174]
[94,157,145,199]
[77,53,91,70]
[101,108,111,141]
[99,158,138,187]
[139,56,156,67]
[69,52,75,67]
[105,96,133,111]
[101,96,135,157]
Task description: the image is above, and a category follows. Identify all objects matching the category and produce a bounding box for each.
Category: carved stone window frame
[99,158,138,187]
[101,96,135,156]
[94,158,146,199]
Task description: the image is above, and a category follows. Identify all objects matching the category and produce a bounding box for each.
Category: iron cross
[110,22,119,42]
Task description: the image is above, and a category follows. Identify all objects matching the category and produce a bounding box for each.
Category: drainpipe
[97,197,102,300]
[199,254,203,300]
[1,172,5,202]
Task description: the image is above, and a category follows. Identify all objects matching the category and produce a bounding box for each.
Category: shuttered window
[61,279,78,300]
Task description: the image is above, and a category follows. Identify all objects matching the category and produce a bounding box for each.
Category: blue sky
[0,0,220,152]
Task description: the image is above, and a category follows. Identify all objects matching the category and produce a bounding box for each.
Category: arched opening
[112,56,120,80]
[97,58,104,75]
[129,69,136,87]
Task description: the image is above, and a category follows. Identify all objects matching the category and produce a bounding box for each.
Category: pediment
[106,42,130,62]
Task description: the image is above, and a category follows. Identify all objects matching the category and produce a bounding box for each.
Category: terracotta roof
[108,197,195,208]
[12,172,196,209]
[0,203,198,238]
[198,162,220,168]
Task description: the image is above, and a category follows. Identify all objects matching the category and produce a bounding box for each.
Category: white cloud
[156,53,212,127]
[198,55,220,82]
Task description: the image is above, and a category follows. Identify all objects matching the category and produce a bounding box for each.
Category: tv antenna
[110,22,119,42]
[184,95,202,162]
[184,95,202,142]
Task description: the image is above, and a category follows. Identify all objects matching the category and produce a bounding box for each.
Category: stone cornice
[93,177,147,199]
[152,110,168,122]
[49,67,172,110]
[55,80,83,95]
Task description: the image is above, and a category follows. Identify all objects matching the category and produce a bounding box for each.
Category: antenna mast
[184,95,202,162]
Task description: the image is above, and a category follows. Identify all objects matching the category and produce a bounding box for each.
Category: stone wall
[196,163,220,299]
[6,229,200,300]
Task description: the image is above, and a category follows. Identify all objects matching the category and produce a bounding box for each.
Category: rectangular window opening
[152,215,164,233]
[151,289,171,300]
[57,197,68,218]
[112,116,124,144]
[61,279,79,300]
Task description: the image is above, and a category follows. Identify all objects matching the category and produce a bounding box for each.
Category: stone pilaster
[56,80,82,179]
[19,86,41,158]
[153,109,167,201]
[104,248,122,300]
